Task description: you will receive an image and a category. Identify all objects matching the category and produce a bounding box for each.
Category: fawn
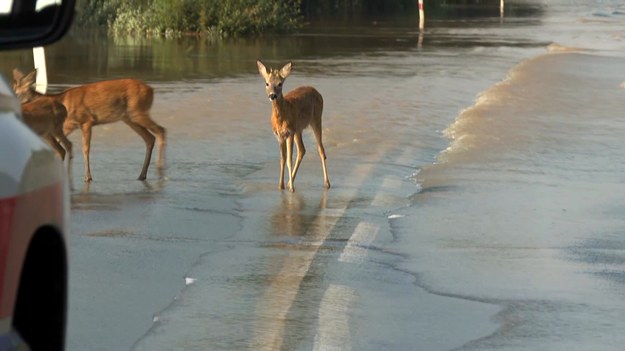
[256,60,330,192]
[13,68,166,182]
[21,97,73,162]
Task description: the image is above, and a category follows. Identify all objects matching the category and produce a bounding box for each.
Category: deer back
[272,86,323,135]
[20,97,67,136]
[58,79,153,126]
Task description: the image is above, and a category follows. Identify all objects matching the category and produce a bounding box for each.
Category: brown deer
[21,97,73,162]
[13,68,166,183]
[256,60,330,192]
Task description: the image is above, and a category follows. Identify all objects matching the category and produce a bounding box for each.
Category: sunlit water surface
[2,1,625,350]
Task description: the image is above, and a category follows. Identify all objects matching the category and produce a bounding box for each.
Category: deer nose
[269,93,278,100]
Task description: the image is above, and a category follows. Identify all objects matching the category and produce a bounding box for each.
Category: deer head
[12,68,39,103]
[257,60,292,101]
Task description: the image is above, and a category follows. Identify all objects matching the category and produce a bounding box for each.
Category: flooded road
[37,25,506,348]
[2,1,625,349]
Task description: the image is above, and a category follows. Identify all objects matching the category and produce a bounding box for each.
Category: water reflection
[270,192,306,236]
[251,190,330,349]
[270,190,328,237]
[0,4,547,85]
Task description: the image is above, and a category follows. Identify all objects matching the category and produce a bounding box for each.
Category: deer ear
[279,61,292,79]
[257,60,270,79]
[12,68,24,82]
[22,69,38,86]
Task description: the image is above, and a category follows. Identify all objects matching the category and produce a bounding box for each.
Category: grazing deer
[13,68,166,182]
[256,60,330,192]
[21,97,73,162]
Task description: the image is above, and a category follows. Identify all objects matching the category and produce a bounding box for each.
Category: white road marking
[370,176,403,207]
[314,149,415,348]
[314,221,379,351]
[313,284,357,351]
[339,222,380,263]
[251,145,391,350]
[396,147,416,167]
[252,142,410,349]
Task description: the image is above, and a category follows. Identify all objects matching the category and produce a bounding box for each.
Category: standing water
[1,1,624,350]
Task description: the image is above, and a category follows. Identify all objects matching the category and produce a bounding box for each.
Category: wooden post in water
[500,0,504,18]
[32,47,48,94]
[418,0,425,31]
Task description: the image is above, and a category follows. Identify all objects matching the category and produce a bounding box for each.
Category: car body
[0,68,69,351]
[0,1,75,350]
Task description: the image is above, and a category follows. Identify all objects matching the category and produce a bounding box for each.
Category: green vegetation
[301,0,415,19]
[75,0,302,36]
[74,0,538,37]
[75,0,422,36]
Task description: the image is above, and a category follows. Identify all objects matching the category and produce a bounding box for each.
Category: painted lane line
[313,284,357,351]
[314,148,414,349]
[314,222,379,351]
[396,146,416,168]
[370,176,403,207]
[251,145,392,351]
[339,222,380,263]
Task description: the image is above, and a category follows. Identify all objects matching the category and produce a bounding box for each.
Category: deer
[12,68,166,183]
[20,97,73,163]
[256,60,330,192]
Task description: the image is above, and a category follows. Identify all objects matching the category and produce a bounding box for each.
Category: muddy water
[3,2,625,349]
[49,24,519,349]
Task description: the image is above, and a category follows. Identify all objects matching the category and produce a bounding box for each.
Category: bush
[75,0,121,26]
[77,0,302,37]
[217,0,301,36]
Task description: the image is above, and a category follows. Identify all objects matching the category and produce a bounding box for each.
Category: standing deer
[13,68,166,183]
[256,60,330,192]
[21,97,73,162]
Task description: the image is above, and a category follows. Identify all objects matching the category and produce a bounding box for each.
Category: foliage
[75,0,532,37]
[217,0,301,36]
[76,0,302,37]
[74,0,121,26]
[301,0,416,19]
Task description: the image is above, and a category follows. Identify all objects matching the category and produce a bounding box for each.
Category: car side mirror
[0,0,75,50]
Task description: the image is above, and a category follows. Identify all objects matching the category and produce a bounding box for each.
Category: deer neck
[270,96,291,122]
[23,89,46,103]
[32,88,69,105]
[271,95,296,137]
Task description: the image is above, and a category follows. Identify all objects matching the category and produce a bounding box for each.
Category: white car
[0,1,75,350]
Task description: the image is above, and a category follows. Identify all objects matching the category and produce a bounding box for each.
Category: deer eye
[278,83,283,87]
[265,83,269,87]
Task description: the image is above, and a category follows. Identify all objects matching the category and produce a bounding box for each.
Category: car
[0,1,75,350]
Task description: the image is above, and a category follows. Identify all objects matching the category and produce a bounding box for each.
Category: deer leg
[63,119,78,136]
[291,132,306,182]
[45,134,66,160]
[81,123,93,182]
[311,122,330,189]
[286,135,295,192]
[278,139,286,190]
[56,132,73,177]
[137,116,166,171]
[62,121,76,181]
[56,133,72,160]
[124,120,156,181]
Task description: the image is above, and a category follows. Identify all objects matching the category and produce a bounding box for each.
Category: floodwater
[2,0,625,350]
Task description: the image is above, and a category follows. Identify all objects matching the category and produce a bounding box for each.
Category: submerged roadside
[398,51,625,350]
